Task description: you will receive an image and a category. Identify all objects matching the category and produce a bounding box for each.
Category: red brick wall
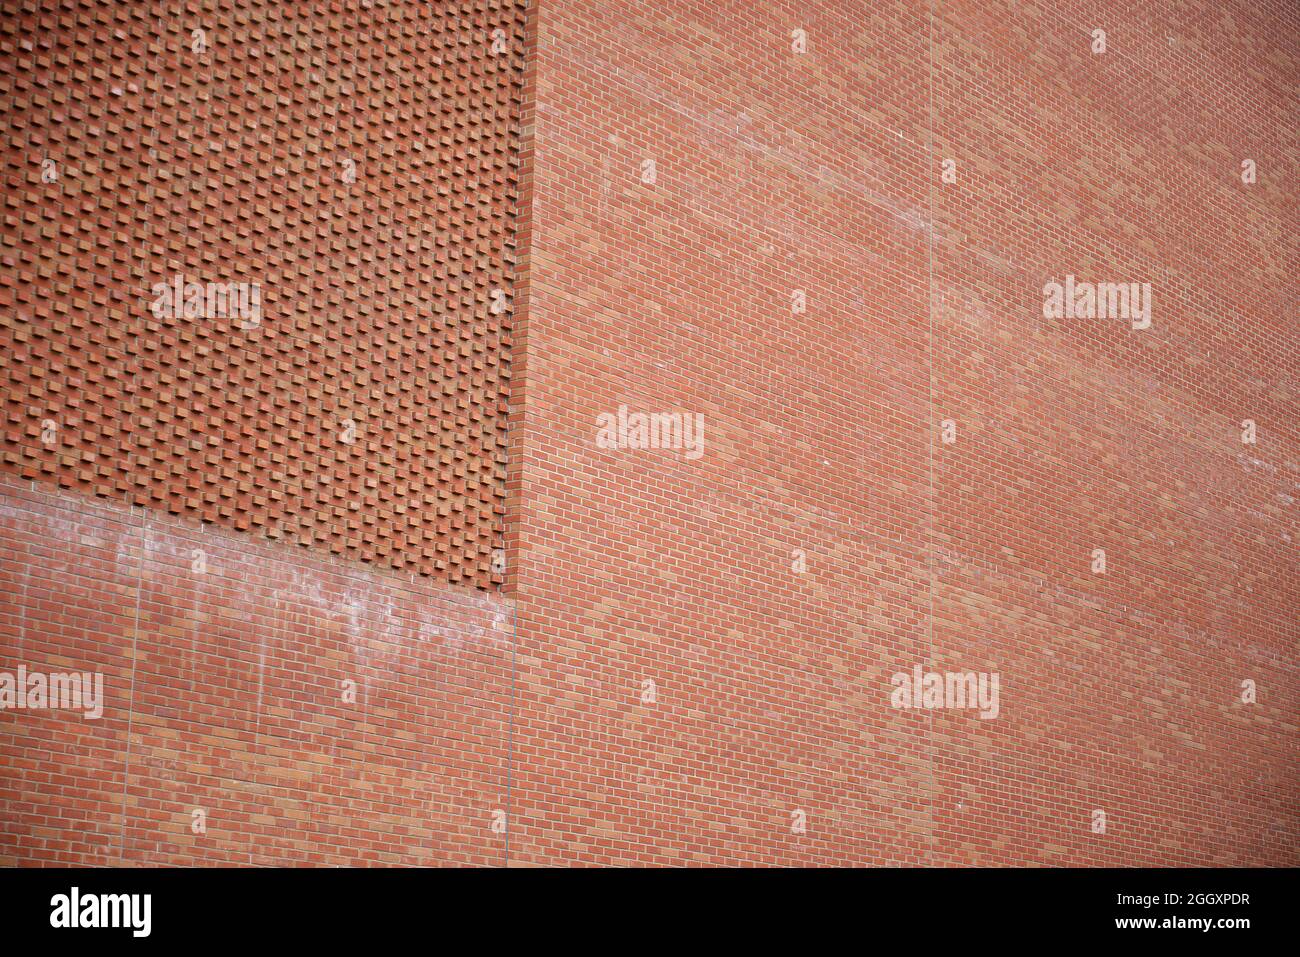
[0,0,525,865]
[0,472,513,865]
[505,0,1297,865]
[1,0,1296,868]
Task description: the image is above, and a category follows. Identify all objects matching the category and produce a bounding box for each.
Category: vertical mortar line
[118,508,148,863]
[188,525,201,743]
[248,4,293,813]
[22,0,51,674]
[503,453,518,870]
[503,430,519,872]
[12,0,63,688]
[925,0,938,866]
[116,0,171,865]
[15,546,30,664]
[501,0,538,869]
[499,4,518,871]
[188,3,222,859]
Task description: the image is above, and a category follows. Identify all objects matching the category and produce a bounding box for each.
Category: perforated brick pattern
[0,0,526,589]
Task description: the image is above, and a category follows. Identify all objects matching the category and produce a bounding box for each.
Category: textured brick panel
[0,0,527,588]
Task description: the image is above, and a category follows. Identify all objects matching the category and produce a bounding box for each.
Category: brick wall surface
[505,0,1297,865]
[0,471,513,865]
[1,0,1297,868]
[0,0,526,865]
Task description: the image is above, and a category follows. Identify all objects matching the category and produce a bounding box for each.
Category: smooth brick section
[0,471,513,865]
[505,0,1297,865]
